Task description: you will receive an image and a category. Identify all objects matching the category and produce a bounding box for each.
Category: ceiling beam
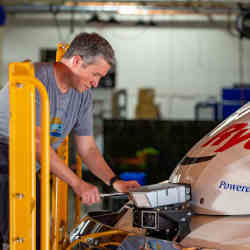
[7,16,236,29]
[4,3,242,15]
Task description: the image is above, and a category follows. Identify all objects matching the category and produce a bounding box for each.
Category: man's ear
[72,55,83,67]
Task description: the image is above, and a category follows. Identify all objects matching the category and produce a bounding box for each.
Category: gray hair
[63,32,115,67]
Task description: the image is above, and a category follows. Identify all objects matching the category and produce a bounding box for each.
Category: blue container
[222,88,250,101]
[119,171,147,186]
[221,88,250,119]
[222,104,242,119]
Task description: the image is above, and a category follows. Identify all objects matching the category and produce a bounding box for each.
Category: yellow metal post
[51,43,84,249]
[51,139,69,250]
[75,155,82,226]
[9,62,50,250]
[51,43,70,250]
[56,43,69,62]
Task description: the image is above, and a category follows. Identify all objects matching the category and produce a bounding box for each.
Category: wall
[2,14,250,119]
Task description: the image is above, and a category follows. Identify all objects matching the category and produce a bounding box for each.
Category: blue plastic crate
[222,104,242,119]
[119,171,147,186]
[222,88,250,101]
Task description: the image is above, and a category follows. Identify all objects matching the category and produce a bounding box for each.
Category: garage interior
[2,1,250,249]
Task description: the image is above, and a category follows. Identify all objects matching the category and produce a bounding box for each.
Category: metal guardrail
[9,62,50,250]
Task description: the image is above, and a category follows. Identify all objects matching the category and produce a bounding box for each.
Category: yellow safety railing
[53,43,128,250]
[51,42,83,249]
[75,154,82,226]
[9,43,125,250]
[8,43,126,250]
[51,43,69,250]
[9,62,50,250]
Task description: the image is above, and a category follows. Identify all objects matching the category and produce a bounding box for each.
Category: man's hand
[72,179,101,205]
[113,180,141,193]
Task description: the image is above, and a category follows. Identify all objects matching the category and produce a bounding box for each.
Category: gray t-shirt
[0,62,93,151]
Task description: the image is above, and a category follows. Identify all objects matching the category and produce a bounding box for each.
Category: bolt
[14,237,24,243]
[15,193,24,199]
[16,83,24,88]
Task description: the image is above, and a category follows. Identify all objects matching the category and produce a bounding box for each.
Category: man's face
[70,56,111,93]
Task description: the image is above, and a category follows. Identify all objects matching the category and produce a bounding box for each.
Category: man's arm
[74,135,140,192]
[36,127,100,205]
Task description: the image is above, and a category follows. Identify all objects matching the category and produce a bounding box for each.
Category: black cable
[50,4,64,42]
[70,1,76,34]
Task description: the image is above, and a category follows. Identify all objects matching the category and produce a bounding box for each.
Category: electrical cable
[50,4,64,42]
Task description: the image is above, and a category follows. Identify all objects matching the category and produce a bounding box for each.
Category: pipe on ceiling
[4,2,243,15]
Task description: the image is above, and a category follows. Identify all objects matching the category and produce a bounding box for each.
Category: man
[0,32,140,247]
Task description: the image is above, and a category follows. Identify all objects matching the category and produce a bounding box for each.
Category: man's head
[63,32,115,67]
[61,32,115,92]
